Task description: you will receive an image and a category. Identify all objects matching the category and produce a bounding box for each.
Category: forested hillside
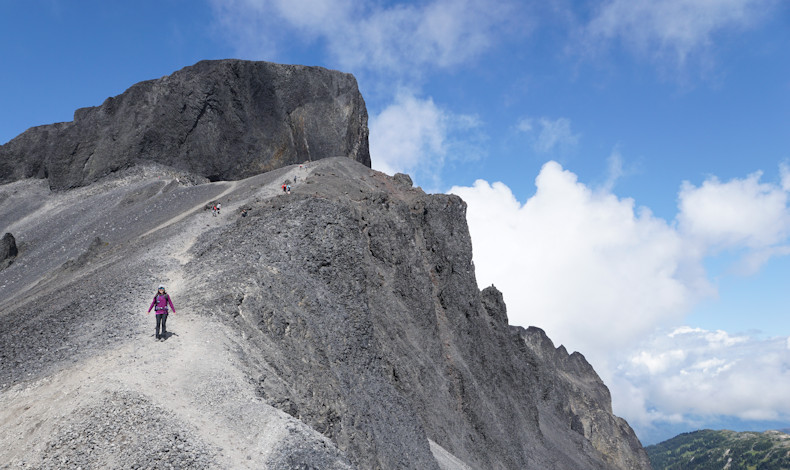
[647,429,790,469]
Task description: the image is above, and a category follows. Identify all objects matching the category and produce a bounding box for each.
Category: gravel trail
[0,163,351,469]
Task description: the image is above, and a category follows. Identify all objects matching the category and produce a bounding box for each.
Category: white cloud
[450,161,790,435]
[268,0,353,31]
[780,161,790,192]
[678,171,790,256]
[450,161,702,361]
[687,357,730,376]
[603,147,624,192]
[516,118,533,133]
[630,349,686,375]
[669,326,748,348]
[618,328,790,427]
[734,245,790,276]
[369,91,482,188]
[369,92,446,178]
[584,0,779,67]
[517,117,580,153]
[210,0,519,75]
[210,0,282,58]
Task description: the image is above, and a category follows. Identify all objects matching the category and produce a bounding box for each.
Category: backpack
[153,293,170,311]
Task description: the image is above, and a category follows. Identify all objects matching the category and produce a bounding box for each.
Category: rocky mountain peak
[0,59,370,190]
[0,60,650,469]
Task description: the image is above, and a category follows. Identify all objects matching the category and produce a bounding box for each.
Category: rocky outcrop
[520,326,650,470]
[1,232,17,270]
[0,59,370,190]
[481,284,509,325]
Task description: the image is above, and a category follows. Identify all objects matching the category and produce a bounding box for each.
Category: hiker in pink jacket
[147,285,176,341]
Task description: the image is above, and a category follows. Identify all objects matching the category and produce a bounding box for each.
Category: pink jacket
[148,294,176,314]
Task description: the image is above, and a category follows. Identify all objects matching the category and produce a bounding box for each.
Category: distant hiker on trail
[147,285,176,341]
[216,202,221,215]
[282,183,286,193]
[286,184,291,194]
[212,204,217,216]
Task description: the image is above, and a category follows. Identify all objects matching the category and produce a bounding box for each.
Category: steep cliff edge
[0,156,650,469]
[182,159,650,469]
[0,59,370,190]
[0,59,649,469]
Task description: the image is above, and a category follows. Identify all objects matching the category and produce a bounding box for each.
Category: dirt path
[0,163,339,469]
[119,163,318,466]
[111,311,293,466]
[140,180,240,238]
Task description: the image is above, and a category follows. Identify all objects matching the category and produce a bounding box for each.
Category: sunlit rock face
[0,59,370,190]
[0,59,650,469]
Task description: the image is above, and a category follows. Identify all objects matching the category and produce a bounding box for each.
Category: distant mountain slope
[0,59,370,190]
[646,429,790,469]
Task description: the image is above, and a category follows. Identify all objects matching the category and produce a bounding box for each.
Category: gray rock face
[393,172,413,187]
[0,59,370,190]
[0,157,651,469]
[519,326,650,470]
[481,284,508,325]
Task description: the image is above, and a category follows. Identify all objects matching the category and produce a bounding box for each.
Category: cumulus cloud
[369,91,482,187]
[583,0,779,67]
[517,117,580,153]
[450,161,790,434]
[630,349,686,375]
[618,327,790,428]
[450,161,702,362]
[677,171,790,273]
[369,92,446,179]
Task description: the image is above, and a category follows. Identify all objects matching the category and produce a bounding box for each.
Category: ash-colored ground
[1,162,357,469]
[1,158,650,469]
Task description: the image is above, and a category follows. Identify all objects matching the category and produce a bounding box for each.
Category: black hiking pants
[155,312,168,338]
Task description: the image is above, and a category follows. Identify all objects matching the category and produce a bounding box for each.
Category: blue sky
[2,0,789,445]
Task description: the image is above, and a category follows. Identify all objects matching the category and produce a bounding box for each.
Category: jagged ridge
[0,156,650,469]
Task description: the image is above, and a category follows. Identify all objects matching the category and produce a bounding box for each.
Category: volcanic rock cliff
[0,59,370,190]
[0,61,650,469]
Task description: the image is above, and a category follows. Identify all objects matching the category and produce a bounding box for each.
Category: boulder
[1,232,17,269]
